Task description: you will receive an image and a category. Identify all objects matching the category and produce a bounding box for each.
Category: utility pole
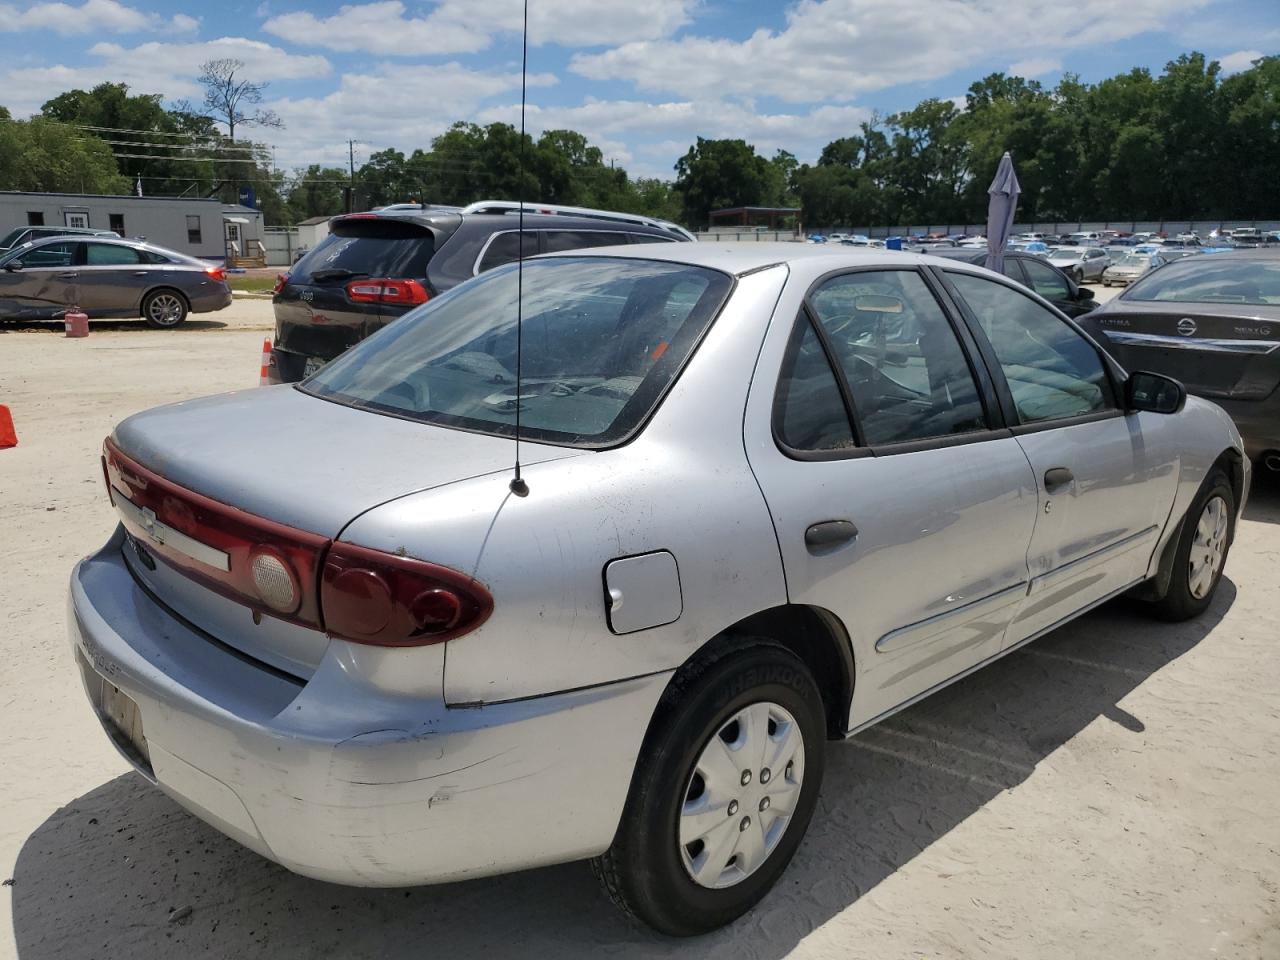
[347,139,356,213]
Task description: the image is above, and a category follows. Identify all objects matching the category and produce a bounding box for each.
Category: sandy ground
[1,297,1277,960]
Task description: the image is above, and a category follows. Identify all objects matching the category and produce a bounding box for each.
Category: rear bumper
[189,285,233,314]
[69,528,668,886]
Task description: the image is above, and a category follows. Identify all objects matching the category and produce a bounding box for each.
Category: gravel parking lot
[1,295,1277,960]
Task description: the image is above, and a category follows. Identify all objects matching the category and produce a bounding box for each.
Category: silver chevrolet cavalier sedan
[69,244,1247,935]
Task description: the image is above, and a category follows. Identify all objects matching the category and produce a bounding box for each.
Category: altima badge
[1177,318,1197,336]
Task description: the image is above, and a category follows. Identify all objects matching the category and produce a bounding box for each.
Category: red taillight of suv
[321,542,493,646]
[272,273,289,296]
[206,265,227,283]
[345,278,430,306]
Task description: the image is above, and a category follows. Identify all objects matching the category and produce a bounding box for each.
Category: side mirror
[1126,370,1186,414]
[1076,285,1095,300]
[4,260,23,272]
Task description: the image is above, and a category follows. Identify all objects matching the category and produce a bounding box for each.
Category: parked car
[929,248,1100,317]
[0,235,230,327]
[0,224,118,253]
[1047,245,1111,281]
[1080,251,1280,467]
[269,201,694,383]
[71,244,1247,935]
[1063,231,1102,246]
[1103,252,1166,286]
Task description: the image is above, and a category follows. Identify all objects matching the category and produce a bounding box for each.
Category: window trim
[933,266,1125,429]
[770,264,1005,461]
[471,228,653,277]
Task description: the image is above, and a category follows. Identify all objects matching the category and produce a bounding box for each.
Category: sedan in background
[1047,245,1111,281]
[70,244,1246,936]
[0,235,231,327]
[1103,252,1166,286]
[1080,251,1280,467]
[0,224,119,253]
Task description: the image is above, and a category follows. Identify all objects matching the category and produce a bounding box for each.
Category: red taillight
[320,542,492,646]
[345,278,430,306]
[103,438,329,629]
[272,273,288,296]
[205,265,227,283]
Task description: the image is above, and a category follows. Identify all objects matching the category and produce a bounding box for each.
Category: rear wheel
[593,642,826,936]
[1147,467,1235,621]
[142,289,188,328]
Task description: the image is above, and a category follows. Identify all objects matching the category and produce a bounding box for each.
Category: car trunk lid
[1092,303,1280,399]
[108,386,579,676]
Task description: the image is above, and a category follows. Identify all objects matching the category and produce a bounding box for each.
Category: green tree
[285,165,349,221]
[673,137,773,227]
[0,117,128,193]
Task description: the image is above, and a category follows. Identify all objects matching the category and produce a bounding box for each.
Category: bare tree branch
[197,58,284,143]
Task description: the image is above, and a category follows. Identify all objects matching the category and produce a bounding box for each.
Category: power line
[86,136,260,154]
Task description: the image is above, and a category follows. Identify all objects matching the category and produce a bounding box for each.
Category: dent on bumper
[69,530,670,886]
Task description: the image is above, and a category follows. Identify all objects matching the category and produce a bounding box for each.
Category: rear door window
[84,243,144,266]
[476,231,538,273]
[541,231,628,253]
[292,220,436,284]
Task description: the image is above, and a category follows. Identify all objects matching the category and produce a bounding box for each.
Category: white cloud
[1218,49,1263,73]
[0,37,330,115]
[0,0,196,35]
[262,0,696,55]
[571,0,1213,103]
[1008,57,1061,77]
[264,63,557,169]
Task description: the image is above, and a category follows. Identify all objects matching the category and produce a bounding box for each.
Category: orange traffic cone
[0,404,16,449]
[258,338,272,386]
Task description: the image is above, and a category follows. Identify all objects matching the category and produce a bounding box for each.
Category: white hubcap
[679,701,805,889]
[1189,495,1228,600]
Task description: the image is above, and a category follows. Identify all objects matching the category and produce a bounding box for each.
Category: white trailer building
[0,191,265,264]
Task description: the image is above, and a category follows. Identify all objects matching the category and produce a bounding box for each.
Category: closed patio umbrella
[985,152,1020,274]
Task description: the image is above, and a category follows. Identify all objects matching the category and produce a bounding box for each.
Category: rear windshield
[1124,257,1280,305]
[0,228,27,248]
[302,256,733,447]
[291,219,436,284]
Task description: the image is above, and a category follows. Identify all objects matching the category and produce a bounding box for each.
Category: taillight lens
[321,542,492,646]
[103,438,328,628]
[345,278,430,306]
[205,265,227,283]
[272,273,288,296]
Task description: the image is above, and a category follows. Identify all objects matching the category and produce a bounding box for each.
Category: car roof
[333,209,688,239]
[537,240,983,277]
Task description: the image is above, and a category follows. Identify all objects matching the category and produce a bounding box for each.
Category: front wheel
[593,642,826,936]
[142,289,189,328]
[1146,467,1235,621]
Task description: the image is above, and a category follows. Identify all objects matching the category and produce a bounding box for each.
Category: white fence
[262,227,300,267]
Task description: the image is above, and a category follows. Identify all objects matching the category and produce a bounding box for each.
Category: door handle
[55,272,77,280]
[805,520,858,551]
[1044,467,1074,491]
[133,271,147,276]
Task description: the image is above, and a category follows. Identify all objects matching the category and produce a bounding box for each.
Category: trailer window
[187,215,202,244]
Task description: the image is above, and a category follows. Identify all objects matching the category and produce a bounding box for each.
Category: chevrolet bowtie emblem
[139,507,165,544]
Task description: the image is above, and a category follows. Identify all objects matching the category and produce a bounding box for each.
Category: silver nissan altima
[69,243,1247,935]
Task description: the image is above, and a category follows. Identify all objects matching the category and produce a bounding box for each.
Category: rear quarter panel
[339,265,793,704]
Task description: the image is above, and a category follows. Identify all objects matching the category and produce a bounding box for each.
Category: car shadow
[10,583,1235,959]
[1243,472,1280,525]
[0,319,228,333]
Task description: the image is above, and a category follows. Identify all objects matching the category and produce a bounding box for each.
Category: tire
[1146,467,1235,621]
[592,641,826,936]
[142,288,189,329]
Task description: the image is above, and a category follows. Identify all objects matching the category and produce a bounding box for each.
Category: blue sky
[1,0,1276,182]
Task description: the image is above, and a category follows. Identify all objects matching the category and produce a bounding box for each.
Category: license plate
[80,649,151,768]
[303,356,326,378]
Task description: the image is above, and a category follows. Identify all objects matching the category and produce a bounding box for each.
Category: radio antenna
[509,0,530,498]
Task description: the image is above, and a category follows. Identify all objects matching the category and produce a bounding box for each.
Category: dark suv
[269,201,694,383]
